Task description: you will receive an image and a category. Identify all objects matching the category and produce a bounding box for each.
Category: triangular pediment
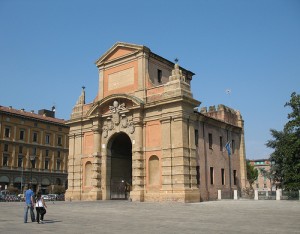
[95,42,149,66]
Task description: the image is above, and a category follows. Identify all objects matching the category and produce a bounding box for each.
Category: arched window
[149,155,160,185]
[85,162,92,187]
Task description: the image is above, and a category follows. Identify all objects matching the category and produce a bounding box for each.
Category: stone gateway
[65,42,247,202]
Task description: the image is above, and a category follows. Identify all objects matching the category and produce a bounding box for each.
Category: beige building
[66,42,247,202]
[0,106,69,194]
[249,159,274,191]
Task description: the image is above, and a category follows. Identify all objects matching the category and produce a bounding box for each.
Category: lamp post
[29,155,36,184]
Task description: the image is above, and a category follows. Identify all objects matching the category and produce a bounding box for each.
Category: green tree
[266,92,300,190]
[246,160,258,189]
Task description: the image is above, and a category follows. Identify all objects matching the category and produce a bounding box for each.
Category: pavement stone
[0,200,299,234]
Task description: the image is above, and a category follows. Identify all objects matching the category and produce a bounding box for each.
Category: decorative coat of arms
[102,100,135,138]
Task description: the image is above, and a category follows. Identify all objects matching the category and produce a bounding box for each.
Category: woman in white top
[35,191,47,224]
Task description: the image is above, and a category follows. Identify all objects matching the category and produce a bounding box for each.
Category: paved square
[0,200,299,234]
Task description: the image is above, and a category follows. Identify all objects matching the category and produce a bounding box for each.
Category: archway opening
[110,132,132,199]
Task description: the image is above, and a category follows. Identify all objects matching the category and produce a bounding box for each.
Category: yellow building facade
[0,106,69,193]
[66,42,247,202]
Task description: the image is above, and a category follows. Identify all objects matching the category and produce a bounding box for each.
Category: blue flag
[225,141,231,156]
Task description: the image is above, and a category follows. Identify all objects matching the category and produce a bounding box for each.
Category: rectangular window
[45,134,50,144]
[57,136,62,146]
[33,132,38,142]
[196,166,200,186]
[19,146,23,154]
[232,140,235,154]
[233,170,237,185]
[45,149,49,157]
[4,127,10,138]
[219,136,223,151]
[57,151,61,158]
[195,129,199,147]
[18,156,23,167]
[3,154,9,166]
[208,133,213,149]
[45,159,49,170]
[19,130,25,140]
[157,69,162,83]
[221,168,225,185]
[4,144,9,152]
[56,160,61,170]
[32,160,36,169]
[32,147,37,155]
[210,167,214,185]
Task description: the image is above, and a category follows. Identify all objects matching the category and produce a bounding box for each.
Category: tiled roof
[0,105,67,125]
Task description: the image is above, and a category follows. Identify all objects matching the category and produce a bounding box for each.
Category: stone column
[161,117,172,191]
[91,121,102,200]
[130,118,144,202]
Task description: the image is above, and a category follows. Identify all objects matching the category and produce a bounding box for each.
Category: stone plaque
[108,67,134,91]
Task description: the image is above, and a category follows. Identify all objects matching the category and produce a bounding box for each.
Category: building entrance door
[109,132,132,200]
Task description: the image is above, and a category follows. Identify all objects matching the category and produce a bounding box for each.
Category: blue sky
[0,0,299,159]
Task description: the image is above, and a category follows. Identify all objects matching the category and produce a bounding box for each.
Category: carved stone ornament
[109,100,126,125]
[102,100,135,138]
[102,126,108,138]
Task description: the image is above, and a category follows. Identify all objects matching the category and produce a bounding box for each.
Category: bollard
[218,190,221,200]
[254,190,258,200]
[276,189,282,200]
[234,190,238,200]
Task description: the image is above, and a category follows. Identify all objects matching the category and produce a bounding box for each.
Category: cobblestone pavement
[0,200,299,234]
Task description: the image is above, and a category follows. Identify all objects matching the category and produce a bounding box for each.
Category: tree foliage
[246,160,258,189]
[266,92,300,190]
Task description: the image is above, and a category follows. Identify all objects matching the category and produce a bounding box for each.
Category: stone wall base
[144,189,201,203]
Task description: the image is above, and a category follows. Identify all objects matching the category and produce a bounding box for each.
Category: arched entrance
[109,132,132,200]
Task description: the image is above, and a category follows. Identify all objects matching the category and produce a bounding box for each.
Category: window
[3,154,9,166]
[4,144,9,152]
[32,147,37,155]
[57,151,61,158]
[19,130,25,140]
[45,150,49,157]
[195,129,199,147]
[45,159,49,170]
[33,132,38,142]
[34,122,38,127]
[56,160,61,170]
[57,136,62,146]
[18,156,23,167]
[19,146,23,154]
[4,127,10,138]
[31,160,36,169]
[210,167,214,185]
[264,184,267,188]
[231,140,235,154]
[157,69,162,83]
[221,168,225,185]
[233,170,237,185]
[219,136,223,151]
[196,166,200,186]
[208,133,213,149]
[45,134,50,144]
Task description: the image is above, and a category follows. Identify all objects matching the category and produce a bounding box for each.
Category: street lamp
[29,155,36,184]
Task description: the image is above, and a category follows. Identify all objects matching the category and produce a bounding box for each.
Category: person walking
[35,191,47,224]
[24,184,35,223]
